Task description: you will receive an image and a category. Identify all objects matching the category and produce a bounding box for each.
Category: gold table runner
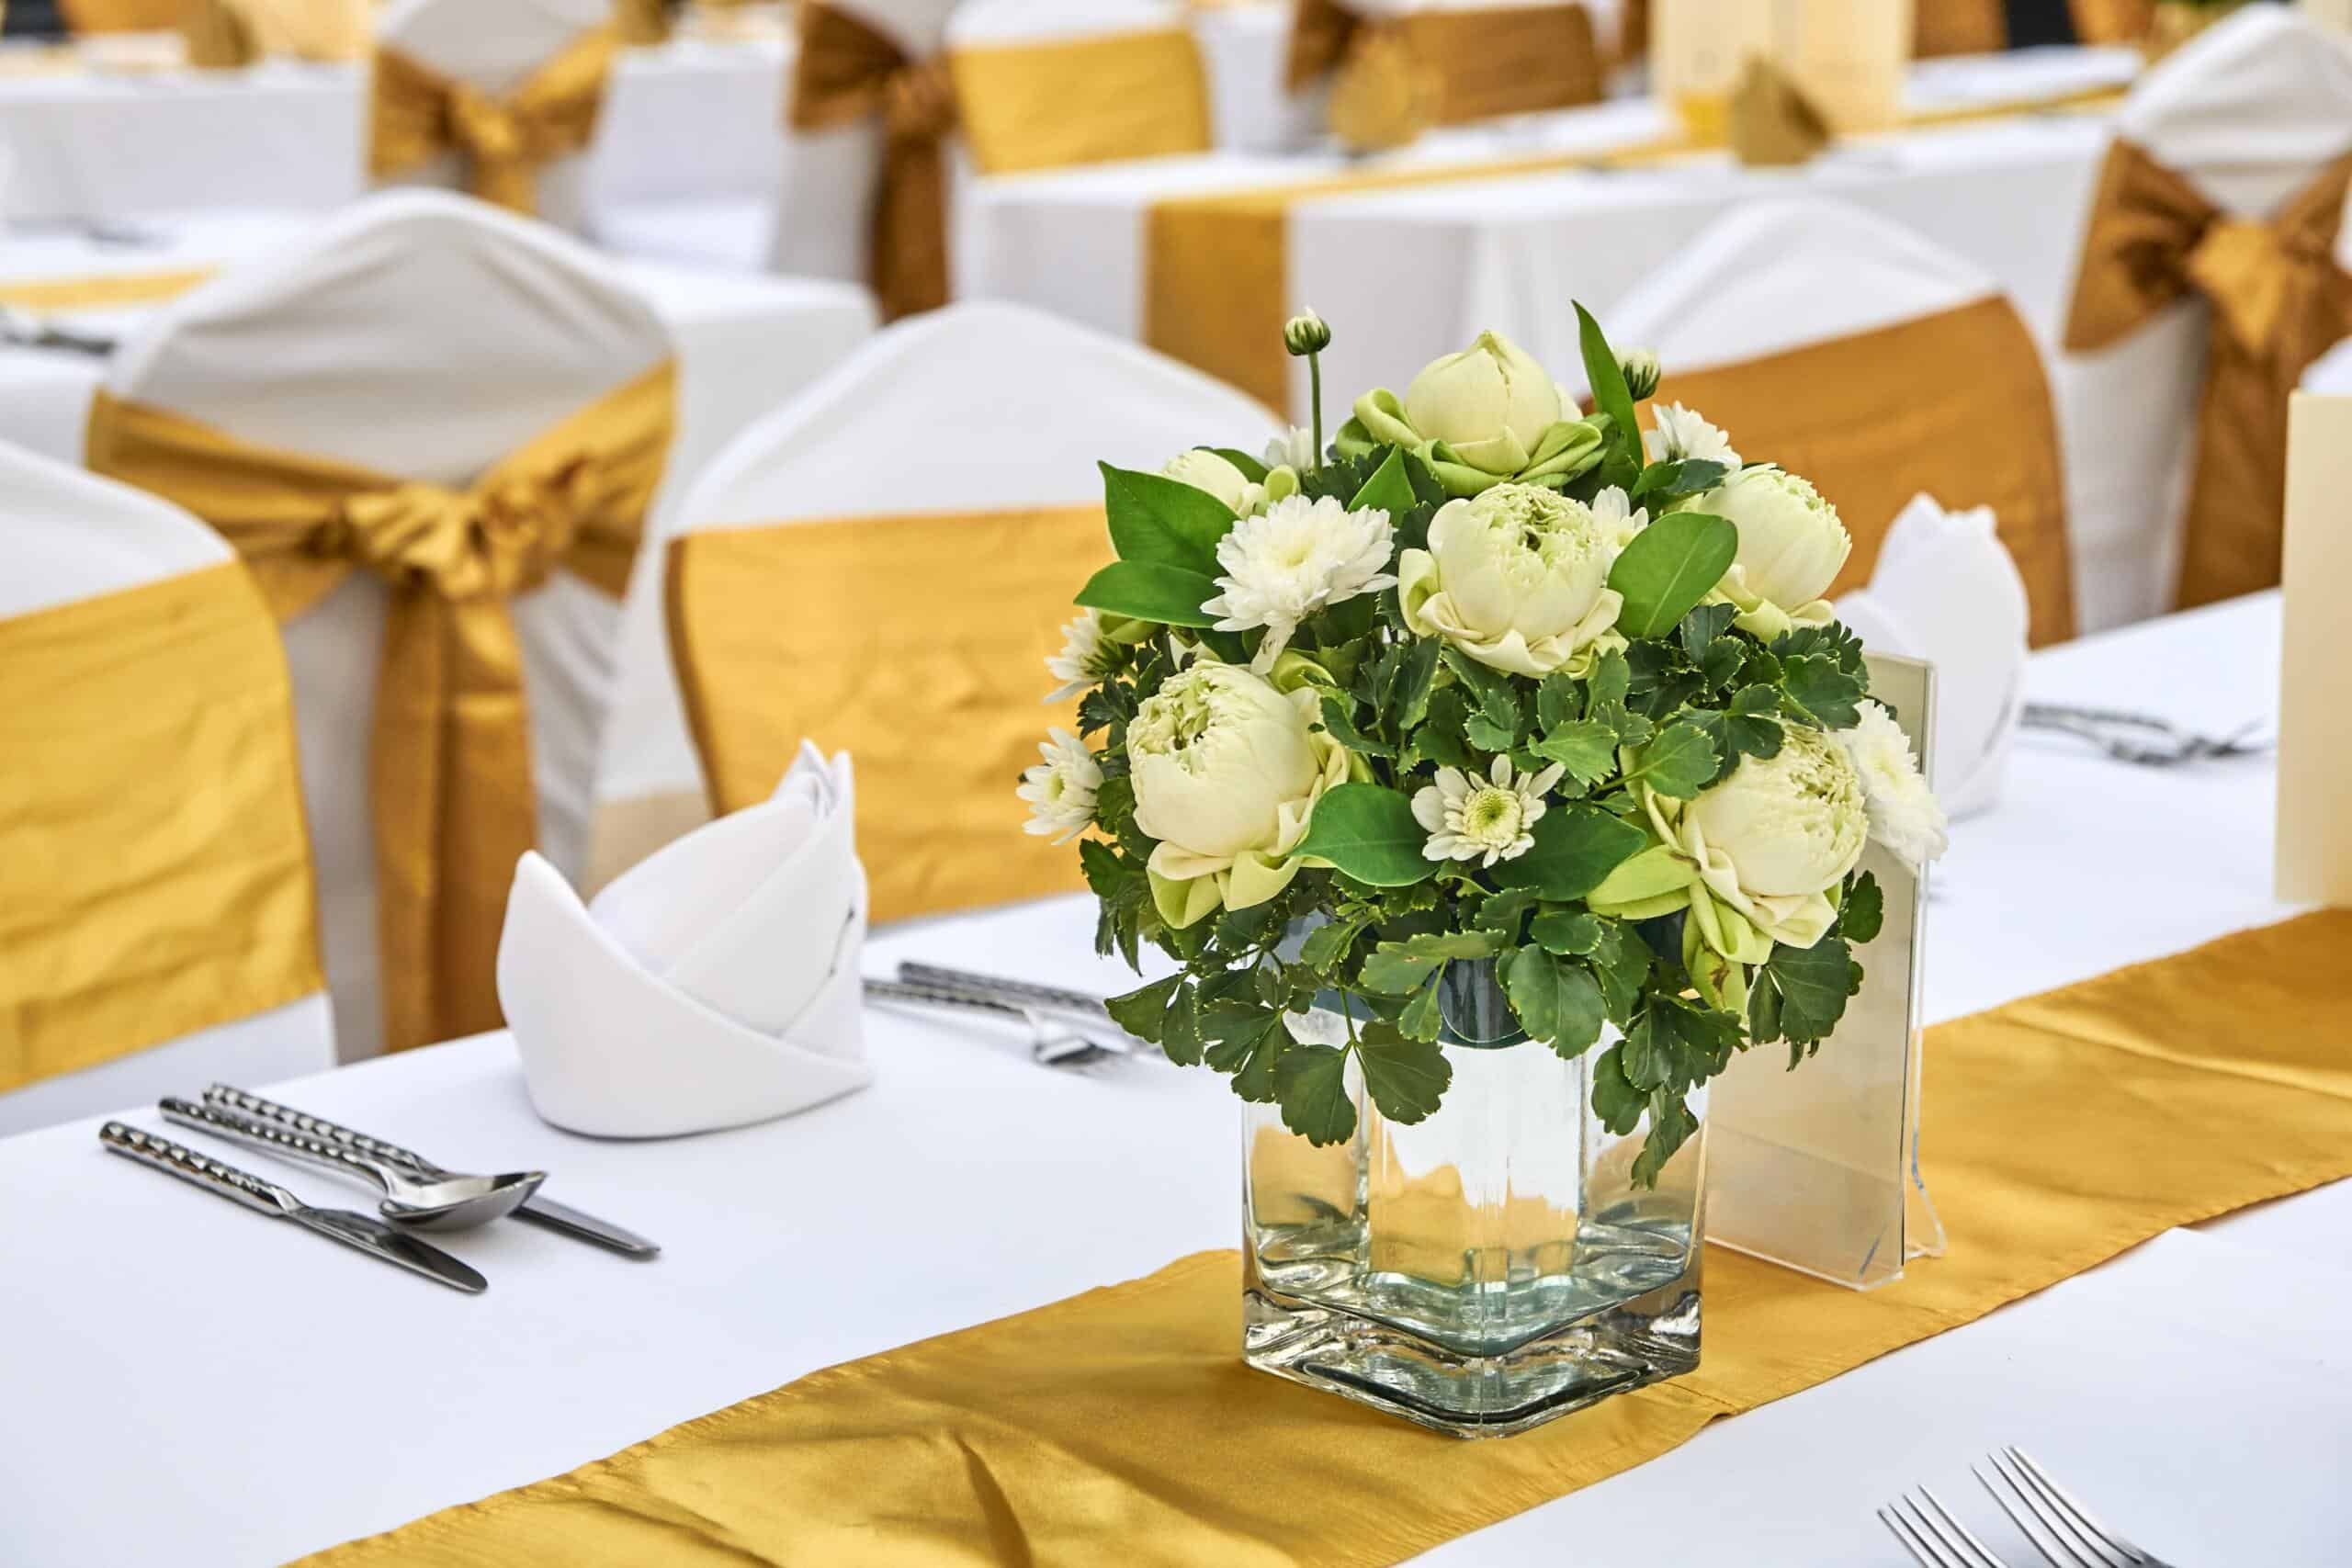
[304,910,2352,1565]
[1148,83,2129,413]
[0,267,218,313]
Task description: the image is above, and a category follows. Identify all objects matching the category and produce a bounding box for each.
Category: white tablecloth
[3,591,2336,1567]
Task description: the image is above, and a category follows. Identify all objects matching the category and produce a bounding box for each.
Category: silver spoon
[159,1098,544,1232]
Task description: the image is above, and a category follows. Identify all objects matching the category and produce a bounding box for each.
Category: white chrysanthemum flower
[1413,755,1566,868]
[1043,608,1117,702]
[1645,402,1740,468]
[1835,701,1950,868]
[1017,728,1102,844]
[1589,484,1649,550]
[1202,494,1396,671]
[1264,425,1317,474]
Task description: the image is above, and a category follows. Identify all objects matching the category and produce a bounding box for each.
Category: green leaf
[1535,671,1580,734]
[1464,685,1522,753]
[1358,930,1510,994]
[1632,457,1727,501]
[1206,446,1269,483]
[1317,694,1396,760]
[1587,920,1651,1022]
[1528,719,1618,788]
[1607,512,1739,641]
[1633,1092,1700,1190]
[1473,886,1542,936]
[1358,1022,1451,1125]
[1298,914,1370,974]
[1103,975,1182,1043]
[1290,783,1436,887]
[1349,444,1417,519]
[1232,1017,1291,1103]
[1393,636,1442,731]
[1074,560,1218,628]
[1488,805,1648,901]
[1838,871,1885,944]
[1590,1043,1645,1134]
[1584,649,1631,716]
[1677,602,1736,660]
[1405,717,1475,773]
[1628,720,1719,799]
[1399,976,1443,1043]
[1699,637,1747,690]
[1724,684,1784,761]
[1753,933,1860,1047]
[1529,910,1602,955]
[1098,462,1236,575]
[1274,1043,1355,1145]
[1779,652,1865,731]
[1576,302,1643,472]
[1500,947,1605,1058]
[1160,985,1204,1066]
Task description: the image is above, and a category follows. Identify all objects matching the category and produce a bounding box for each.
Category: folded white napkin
[498,743,874,1137]
[1833,493,2028,819]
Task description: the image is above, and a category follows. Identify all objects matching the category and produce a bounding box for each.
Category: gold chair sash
[1913,0,2154,55]
[54,0,177,29]
[1,563,323,1091]
[180,0,257,70]
[1655,295,2076,646]
[949,26,1214,175]
[1286,0,1603,125]
[668,505,1111,922]
[85,363,678,1053]
[615,0,673,48]
[294,909,2352,1565]
[2063,139,2352,609]
[788,1,956,321]
[368,25,618,216]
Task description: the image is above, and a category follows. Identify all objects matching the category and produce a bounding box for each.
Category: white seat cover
[107,190,673,1060]
[0,440,334,1134]
[594,299,1283,880]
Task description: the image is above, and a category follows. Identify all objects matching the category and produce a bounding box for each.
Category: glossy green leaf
[1488,805,1648,900]
[1291,784,1437,887]
[1607,511,1738,641]
[1073,560,1218,627]
[1099,461,1234,575]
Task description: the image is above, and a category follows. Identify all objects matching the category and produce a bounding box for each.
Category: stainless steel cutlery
[894,964,1120,1027]
[200,1084,661,1258]
[865,976,1129,1071]
[98,1122,486,1293]
[1879,1447,2178,1568]
[2021,701,2270,767]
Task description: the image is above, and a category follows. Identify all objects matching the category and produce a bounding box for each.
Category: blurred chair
[2060,5,2352,613]
[617,301,1279,915]
[370,0,617,231]
[0,441,332,1135]
[84,191,677,1062]
[1606,197,2076,646]
[1285,0,1608,148]
[1914,0,2154,55]
[769,0,1216,319]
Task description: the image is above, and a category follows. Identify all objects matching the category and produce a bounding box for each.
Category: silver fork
[863,977,1125,1073]
[1880,1483,2012,1567]
[2021,703,2270,767]
[1974,1447,2177,1568]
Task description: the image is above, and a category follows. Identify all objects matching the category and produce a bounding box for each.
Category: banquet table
[6,590,2345,1567]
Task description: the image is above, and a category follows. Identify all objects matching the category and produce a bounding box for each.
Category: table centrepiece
[1023,309,1948,1435]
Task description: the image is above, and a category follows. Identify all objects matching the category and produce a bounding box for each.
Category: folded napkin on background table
[1835,493,2029,818]
[500,743,873,1137]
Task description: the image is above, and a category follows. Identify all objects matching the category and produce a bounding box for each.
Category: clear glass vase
[1242,960,1705,1438]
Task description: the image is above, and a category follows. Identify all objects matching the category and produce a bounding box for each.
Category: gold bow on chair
[85,364,678,1053]
[2064,141,2352,608]
[369,26,618,216]
[789,2,956,321]
[1287,0,1602,126]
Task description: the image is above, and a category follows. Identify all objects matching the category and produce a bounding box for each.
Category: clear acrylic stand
[1706,653,1943,1290]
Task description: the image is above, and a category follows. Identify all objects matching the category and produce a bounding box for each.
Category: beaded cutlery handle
[160,1098,398,1195]
[896,964,1115,1021]
[99,1122,295,1216]
[203,1084,435,1174]
[864,976,1026,1018]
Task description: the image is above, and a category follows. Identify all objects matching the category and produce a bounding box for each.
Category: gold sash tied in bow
[789,2,956,321]
[369,26,618,216]
[1287,0,1602,125]
[2064,141,2352,608]
[85,364,678,1053]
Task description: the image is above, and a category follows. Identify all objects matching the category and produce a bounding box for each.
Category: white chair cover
[2056,6,2352,631]
[0,441,334,1135]
[593,299,1283,882]
[373,0,614,232]
[106,191,674,1060]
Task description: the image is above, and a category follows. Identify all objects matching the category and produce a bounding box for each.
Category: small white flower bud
[1619,347,1661,401]
[1283,309,1331,356]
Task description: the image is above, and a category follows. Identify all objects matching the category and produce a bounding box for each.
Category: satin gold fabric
[1913,0,2154,54]
[368,25,617,215]
[298,910,2352,1565]
[614,0,673,48]
[1146,83,2125,415]
[1655,295,2075,646]
[668,505,1111,922]
[1287,1,1602,125]
[2064,140,2352,608]
[85,363,677,1054]
[180,0,257,69]
[0,564,322,1091]
[0,267,215,311]
[951,27,1212,175]
[789,1,956,320]
[54,0,176,28]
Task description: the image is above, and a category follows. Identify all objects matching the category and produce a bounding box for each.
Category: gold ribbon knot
[1287,0,1600,126]
[369,26,617,216]
[85,364,678,1053]
[2064,140,2352,607]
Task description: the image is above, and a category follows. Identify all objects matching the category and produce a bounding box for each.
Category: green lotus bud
[1619,347,1661,401]
[1283,308,1331,356]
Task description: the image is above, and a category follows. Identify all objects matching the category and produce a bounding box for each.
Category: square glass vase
[1243,961,1705,1438]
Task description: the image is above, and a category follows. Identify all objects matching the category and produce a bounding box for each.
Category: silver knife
[98,1122,486,1293]
[202,1085,660,1258]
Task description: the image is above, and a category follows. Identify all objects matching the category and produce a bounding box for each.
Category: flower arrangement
[1023,307,1946,1183]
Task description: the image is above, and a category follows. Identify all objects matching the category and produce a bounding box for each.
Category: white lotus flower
[1645,402,1740,468]
[1264,425,1318,474]
[1164,447,1266,516]
[1836,701,1949,867]
[1405,330,1564,478]
[1413,755,1566,868]
[1043,609,1119,702]
[1397,482,1628,677]
[1703,466,1852,642]
[1016,728,1102,844]
[1202,494,1396,671]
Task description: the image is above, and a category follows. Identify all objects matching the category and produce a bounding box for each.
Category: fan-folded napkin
[1835,493,2028,818]
[499,744,873,1137]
